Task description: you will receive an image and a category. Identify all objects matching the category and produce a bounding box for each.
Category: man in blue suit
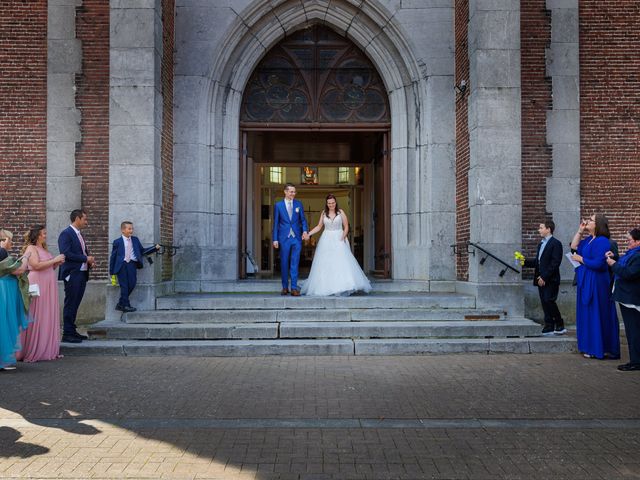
[58,209,95,343]
[109,221,160,312]
[272,183,308,296]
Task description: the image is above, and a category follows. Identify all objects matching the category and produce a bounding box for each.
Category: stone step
[354,337,577,355]
[88,321,279,340]
[121,308,505,324]
[88,319,539,340]
[279,320,540,339]
[61,337,576,357]
[175,279,439,293]
[62,339,354,356]
[155,292,476,311]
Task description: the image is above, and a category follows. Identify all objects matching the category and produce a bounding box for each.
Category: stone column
[546,0,580,279]
[107,0,166,317]
[385,3,456,289]
[47,0,82,244]
[460,0,523,316]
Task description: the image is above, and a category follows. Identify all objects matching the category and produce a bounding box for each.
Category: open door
[239,130,248,279]
[373,131,391,278]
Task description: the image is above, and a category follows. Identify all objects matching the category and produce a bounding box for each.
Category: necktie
[287,201,293,219]
[77,232,87,255]
[125,238,132,262]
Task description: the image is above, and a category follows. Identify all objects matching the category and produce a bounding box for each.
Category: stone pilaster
[461,0,523,315]
[108,0,168,317]
[546,0,580,278]
[47,0,82,245]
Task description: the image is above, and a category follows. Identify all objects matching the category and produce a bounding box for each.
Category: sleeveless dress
[0,250,29,368]
[301,213,372,296]
[16,247,62,362]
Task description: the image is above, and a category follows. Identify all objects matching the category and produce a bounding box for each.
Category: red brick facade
[0,1,47,242]
[580,2,640,244]
[76,0,110,276]
[454,0,470,281]
[520,2,552,268]
[161,0,175,280]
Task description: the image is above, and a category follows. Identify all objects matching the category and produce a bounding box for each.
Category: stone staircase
[62,281,576,356]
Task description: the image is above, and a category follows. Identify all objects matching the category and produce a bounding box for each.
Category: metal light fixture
[454,79,467,95]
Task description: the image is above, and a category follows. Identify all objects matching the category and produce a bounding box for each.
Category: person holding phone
[570,214,620,359]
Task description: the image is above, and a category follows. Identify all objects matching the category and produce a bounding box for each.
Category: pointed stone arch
[173,0,456,289]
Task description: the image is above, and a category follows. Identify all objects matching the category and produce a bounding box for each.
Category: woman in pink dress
[16,225,65,362]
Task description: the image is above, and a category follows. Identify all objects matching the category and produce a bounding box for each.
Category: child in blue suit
[109,221,159,312]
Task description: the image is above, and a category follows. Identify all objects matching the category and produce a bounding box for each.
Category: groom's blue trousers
[280,235,302,290]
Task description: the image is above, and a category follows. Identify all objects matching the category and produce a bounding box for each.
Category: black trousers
[619,304,640,365]
[62,270,88,335]
[538,281,563,328]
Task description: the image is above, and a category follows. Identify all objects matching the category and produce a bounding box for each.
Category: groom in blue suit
[272,183,308,296]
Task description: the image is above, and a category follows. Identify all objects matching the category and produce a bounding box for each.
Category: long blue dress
[0,252,28,368]
[575,236,620,358]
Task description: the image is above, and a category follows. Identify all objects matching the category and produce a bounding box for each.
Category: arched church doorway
[238,25,391,279]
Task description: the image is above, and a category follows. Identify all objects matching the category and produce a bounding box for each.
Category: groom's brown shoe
[280,288,289,295]
[291,289,301,297]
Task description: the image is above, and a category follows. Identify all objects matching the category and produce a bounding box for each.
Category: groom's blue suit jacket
[273,199,308,243]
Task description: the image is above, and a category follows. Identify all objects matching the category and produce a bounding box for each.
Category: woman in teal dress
[570,214,620,359]
[0,230,31,371]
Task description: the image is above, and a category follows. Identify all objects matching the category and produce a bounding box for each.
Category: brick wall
[75,1,110,277]
[0,1,47,245]
[580,2,640,246]
[520,2,552,270]
[454,0,470,280]
[161,0,175,280]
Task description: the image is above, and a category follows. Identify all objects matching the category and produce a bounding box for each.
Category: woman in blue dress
[570,214,620,359]
[0,230,31,371]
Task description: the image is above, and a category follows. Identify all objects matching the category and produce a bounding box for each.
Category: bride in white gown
[301,194,372,296]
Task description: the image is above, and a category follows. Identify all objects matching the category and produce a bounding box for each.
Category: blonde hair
[0,229,13,241]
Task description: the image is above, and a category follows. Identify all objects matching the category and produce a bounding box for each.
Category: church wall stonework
[2,0,639,321]
[172,0,457,291]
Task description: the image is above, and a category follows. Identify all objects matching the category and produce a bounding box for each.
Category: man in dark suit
[524,220,566,336]
[109,221,159,312]
[58,209,95,343]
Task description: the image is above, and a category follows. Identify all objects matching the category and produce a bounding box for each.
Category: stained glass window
[241,25,389,124]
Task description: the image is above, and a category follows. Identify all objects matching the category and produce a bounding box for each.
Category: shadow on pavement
[0,427,49,459]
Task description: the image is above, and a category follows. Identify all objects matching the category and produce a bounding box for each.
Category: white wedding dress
[301,213,372,296]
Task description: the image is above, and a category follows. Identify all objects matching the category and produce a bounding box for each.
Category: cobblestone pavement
[1,353,639,479]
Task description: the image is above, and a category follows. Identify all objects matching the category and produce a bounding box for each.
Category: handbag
[28,284,40,297]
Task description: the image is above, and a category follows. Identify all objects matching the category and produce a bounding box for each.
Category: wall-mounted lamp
[454,79,467,95]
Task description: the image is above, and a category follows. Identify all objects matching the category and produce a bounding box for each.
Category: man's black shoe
[115,304,125,312]
[617,363,640,371]
[554,326,567,335]
[541,325,555,336]
[62,335,82,343]
[123,306,137,313]
[74,332,88,340]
